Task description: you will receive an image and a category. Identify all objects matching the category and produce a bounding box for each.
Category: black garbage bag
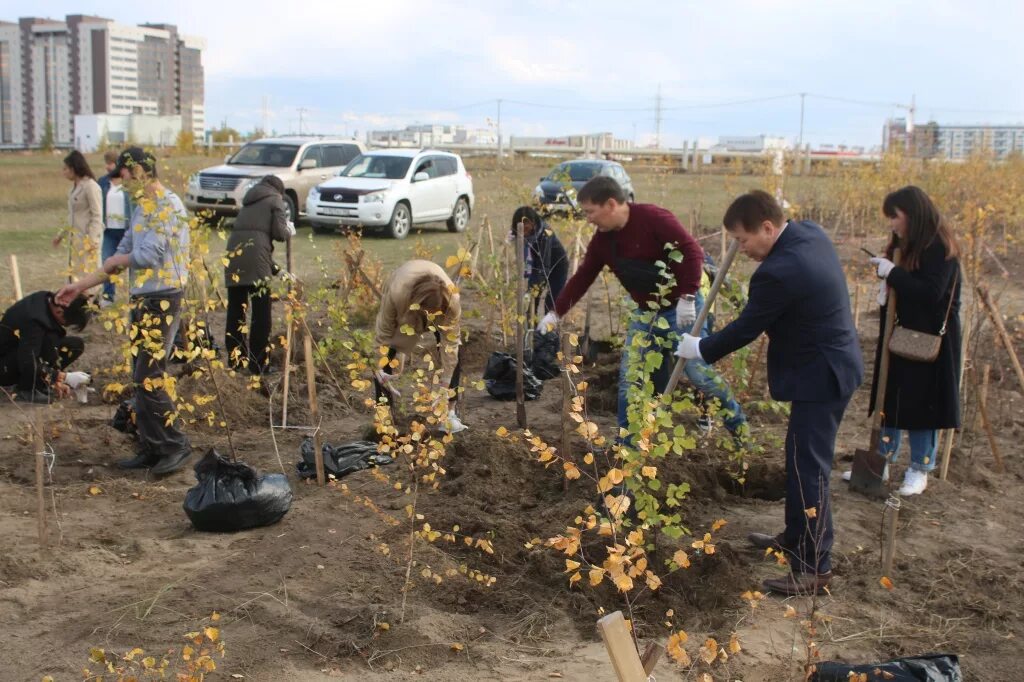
[111,399,137,435]
[530,331,561,380]
[811,654,961,682]
[482,352,542,401]
[183,449,292,532]
[297,438,395,480]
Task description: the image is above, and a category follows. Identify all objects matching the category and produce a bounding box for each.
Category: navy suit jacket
[699,220,863,402]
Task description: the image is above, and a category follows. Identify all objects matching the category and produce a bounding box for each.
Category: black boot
[117,450,160,470]
[151,447,192,476]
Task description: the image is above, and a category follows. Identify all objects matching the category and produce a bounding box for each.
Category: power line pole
[798,92,806,148]
[496,98,503,162]
[654,84,662,149]
[297,107,308,135]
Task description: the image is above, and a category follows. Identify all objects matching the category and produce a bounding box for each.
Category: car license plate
[203,191,228,200]
[321,207,355,217]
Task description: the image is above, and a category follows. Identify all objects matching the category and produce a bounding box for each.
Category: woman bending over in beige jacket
[373,259,466,433]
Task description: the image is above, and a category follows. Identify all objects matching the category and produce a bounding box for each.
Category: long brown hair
[882,185,959,271]
[63,150,96,180]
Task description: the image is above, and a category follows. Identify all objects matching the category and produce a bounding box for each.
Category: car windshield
[548,162,603,182]
[339,155,412,180]
[228,144,300,167]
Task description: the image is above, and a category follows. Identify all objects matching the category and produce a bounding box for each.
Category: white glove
[285,220,297,237]
[676,296,697,330]
[64,371,91,389]
[877,280,888,307]
[537,311,559,333]
[870,256,895,279]
[675,333,704,361]
[374,370,401,400]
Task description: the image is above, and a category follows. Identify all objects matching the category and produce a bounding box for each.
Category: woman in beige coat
[373,259,466,433]
[54,150,103,288]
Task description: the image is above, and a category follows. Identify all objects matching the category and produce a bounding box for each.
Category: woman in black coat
[510,206,569,319]
[224,175,292,374]
[860,186,961,496]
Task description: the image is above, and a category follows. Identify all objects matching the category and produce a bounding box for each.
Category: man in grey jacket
[57,147,193,476]
[224,175,291,374]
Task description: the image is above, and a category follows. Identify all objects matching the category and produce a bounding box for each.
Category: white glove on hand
[374,370,401,400]
[877,280,888,307]
[285,220,297,237]
[870,256,895,279]
[537,311,559,333]
[676,296,697,330]
[64,371,91,389]
[675,333,704,361]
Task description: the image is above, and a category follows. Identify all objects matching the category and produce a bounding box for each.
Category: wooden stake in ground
[940,311,972,481]
[303,329,326,485]
[974,363,1005,473]
[9,254,23,300]
[280,236,294,427]
[881,494,900,577]
[32,414,48,548]
[852,282,862,331]
[514,224,527,428]
[560,332,573,493]
[978,285,1024,396]
[597,611,647,682]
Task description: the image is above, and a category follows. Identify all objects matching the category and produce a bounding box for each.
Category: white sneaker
[697,415,713,435]
[898,469,928,496]
[841,465,889,482]
[440,410,468,434]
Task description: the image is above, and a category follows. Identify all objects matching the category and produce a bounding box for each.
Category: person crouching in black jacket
[0,291,91,404]
[510,205,569,321]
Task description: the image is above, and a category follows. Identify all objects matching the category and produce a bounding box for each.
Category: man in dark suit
[675,190,863,595]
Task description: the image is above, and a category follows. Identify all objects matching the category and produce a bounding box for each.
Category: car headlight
[308,186,320,201]
[188,174,200,191]
[360,191,387,203]
[241,177,260,194]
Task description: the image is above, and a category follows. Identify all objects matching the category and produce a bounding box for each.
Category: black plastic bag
[482,352,542,401]
[811,654,961,682]
[111,399,137,436]
[530,331,561,381]
[297,438,394,480]
[184,450,292,532]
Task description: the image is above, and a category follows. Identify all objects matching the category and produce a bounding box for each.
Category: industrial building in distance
[0,14,204,149]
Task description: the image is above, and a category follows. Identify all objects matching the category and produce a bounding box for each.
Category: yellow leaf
[203,626,220,642]
[728,632,741,654]
[496,426,509,437]
[711,518,727,531]
[377,621,390,631]
[672,549,691,569]
[159,299,170,311]
[641,465,657,478]
[89,647,106,664]
[612,572,634,592]
[444,255,460,268]
[565,559,581,572]
[666,631,690,665]
[124,647,144,661]
[563,462,581,480]
[569,571,581,585]
[583,452,594,465]
[784,605,797,618]
[698,637,718,665]
[182,645,194,661]
[804,506,818,519]
[607,468,624,485]
[880,576,895,590]
[645,570,662,591]
[88,485,103,496]
[588,568,604,586]
[450,642,465,652]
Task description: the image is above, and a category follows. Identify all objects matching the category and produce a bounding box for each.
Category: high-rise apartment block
[0,14,204,147]
[884,118,1024,160]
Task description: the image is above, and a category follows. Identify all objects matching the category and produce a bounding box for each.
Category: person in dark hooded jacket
[224,175,292,373]
[0,291,91,403]
[510,206,569,318]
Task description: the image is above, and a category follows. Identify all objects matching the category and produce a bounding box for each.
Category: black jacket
[869,241,961,429]
[526,222,569,288]
[225,179,290,287]
[700,221,864,402]
[0,291,66,391]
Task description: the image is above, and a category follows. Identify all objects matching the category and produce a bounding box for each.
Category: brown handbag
[887,269,958,363]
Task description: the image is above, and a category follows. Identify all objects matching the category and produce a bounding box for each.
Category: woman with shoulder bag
[845,186,962,496]
[224,175,293,374]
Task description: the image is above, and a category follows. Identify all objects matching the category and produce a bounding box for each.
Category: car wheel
[446,197,470,233]
[283,193,297,225]
[389,202,411,239]
[311,223,335,235]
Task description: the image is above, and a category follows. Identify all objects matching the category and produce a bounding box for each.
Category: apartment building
[884,118,1024,160]
[0,14,204,147]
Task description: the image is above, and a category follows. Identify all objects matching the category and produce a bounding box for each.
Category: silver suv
[185,137,365,223]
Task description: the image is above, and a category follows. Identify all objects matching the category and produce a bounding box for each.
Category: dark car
[532,159,635,211]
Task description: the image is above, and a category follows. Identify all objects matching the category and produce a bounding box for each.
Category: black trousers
[781,395,852,575]
[373,345,463,404]
[131,295,190,457]
[225,284,272,372]
[0,334,84,391]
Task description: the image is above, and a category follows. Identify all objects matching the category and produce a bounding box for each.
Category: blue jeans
[682,291,747,434]
[618,307,677,438]
[101,229,126,301]
[879,428,938,473]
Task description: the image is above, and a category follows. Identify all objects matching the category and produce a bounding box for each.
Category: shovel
[849,248,901,498]
[663,239,740,397]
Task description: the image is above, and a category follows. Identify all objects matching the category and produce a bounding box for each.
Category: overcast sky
[21,0,1024,147]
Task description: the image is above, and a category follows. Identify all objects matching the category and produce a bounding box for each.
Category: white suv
[307,149,474,239]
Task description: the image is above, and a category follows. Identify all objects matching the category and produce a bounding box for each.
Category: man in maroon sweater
[537,176,703,439]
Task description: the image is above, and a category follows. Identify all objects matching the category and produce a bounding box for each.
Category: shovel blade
[849,447,887,498]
